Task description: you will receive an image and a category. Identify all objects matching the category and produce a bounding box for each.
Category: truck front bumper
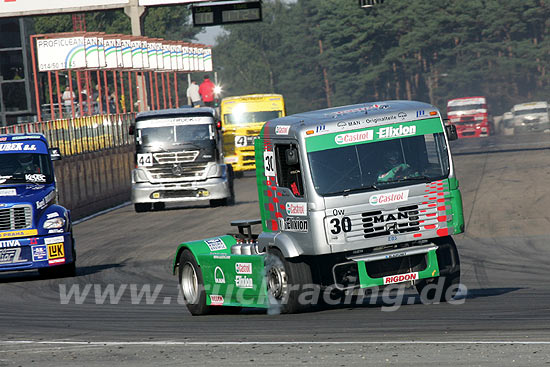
[132,177,231,204]
[0,232,75,272]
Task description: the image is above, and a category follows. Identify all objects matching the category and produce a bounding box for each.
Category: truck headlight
[475,116,484,121]
[207,164,223,178]
[43,217,66,229]
[133,168,148,183]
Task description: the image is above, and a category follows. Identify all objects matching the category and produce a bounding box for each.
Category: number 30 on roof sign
[263,150,275,177]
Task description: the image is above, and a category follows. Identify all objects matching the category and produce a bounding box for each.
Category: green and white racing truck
[173,100,464,315]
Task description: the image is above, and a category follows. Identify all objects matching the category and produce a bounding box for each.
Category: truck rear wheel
[415,236,461,303]
[178,250,210,316]
[265,248,313,314]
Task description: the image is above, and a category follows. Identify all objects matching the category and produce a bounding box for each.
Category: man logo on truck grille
[172,164,183,176]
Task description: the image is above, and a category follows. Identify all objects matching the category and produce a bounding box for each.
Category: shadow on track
[0,263,124,283]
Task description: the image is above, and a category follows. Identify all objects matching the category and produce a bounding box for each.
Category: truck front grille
[148,162,208,181]
[343,196,446,242]
[0,205,32,231]
[153,150,199,164]
[362,205,422,238]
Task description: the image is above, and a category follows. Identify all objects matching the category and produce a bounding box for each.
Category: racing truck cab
[130,108,235,212]
[173,101,464,315]
[0,134,75,277]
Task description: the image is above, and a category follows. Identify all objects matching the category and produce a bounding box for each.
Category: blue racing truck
[0,134,75,277]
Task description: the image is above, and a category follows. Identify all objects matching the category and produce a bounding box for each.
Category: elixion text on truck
[173,100,464,315]
[0,134,76,277]
[221,94,286,177]
[130,108,235,212]
[446,96,491,138]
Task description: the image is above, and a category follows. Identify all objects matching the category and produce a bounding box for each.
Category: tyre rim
[267,264,287,300]
[181,261,198,303]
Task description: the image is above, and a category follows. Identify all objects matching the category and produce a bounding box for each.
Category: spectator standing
[199,75,215,107]
[186,80,201,107]
[62,87,75,115]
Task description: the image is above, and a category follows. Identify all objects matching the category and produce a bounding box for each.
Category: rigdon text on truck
[221,94,285,176]
[173,100,464,315]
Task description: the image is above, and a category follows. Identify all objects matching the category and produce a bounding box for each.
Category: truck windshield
[0,153,54,185]
[447,104,485,112]
[139,124,211,148]
[515,108,547,115]
[224,111,281,125]
[308,133,449,196]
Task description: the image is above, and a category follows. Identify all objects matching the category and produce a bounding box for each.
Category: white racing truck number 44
[173,100,464,315]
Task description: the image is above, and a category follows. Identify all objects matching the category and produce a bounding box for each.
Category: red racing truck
[446,96,491,138]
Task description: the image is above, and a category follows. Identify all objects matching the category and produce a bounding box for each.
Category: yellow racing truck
[221,94,285,176]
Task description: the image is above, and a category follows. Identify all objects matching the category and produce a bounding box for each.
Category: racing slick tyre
[265,248,313,314]
[134,203,151,213]
[178,250,210,316]
[415,236,461,303]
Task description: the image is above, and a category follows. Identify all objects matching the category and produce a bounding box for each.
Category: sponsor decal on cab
[0,239,21,248]
[278,217,308,232]
[377,124,417,139]
[369,190,409,206]
[0,229,38,239]
[235,275,253,289]
[214,266,225,284]
[275,125,290,135]
[0,189,16,196]
[286,202,307,216]
[335,130,374,145]
[209,294,224,306]
[235,262,252,274]
[205,238,227,252]
[383,272,418,285]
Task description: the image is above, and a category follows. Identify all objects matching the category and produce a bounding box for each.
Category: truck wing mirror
[128,124,135,135]
[49,147,62,161]
[445,124,458,141]
[285,147,299,165]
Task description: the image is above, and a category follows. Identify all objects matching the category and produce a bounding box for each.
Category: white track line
[1,341,550,346]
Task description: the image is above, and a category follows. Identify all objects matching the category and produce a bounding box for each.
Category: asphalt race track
[1,133,550,366]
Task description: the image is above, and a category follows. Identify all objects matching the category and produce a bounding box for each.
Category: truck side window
[275,143,304,197]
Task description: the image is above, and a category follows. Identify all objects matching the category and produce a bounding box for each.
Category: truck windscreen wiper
[341,184,379,196]
[391,175,432,184]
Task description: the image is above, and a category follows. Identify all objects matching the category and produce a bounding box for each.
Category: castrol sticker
[369,190,409,206]
[275,125,290,135]
[335,130,373,145]
[235,262,252,274]
[383,272,418,285]
[286,202,307,216]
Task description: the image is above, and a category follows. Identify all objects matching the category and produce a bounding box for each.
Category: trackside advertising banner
[305,118,444,153]
[36,37,86,71]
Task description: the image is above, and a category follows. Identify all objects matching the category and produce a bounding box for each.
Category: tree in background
[32,6,199,41]
[214,0,550,115]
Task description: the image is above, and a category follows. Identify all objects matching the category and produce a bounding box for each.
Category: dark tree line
[214,0,550,115]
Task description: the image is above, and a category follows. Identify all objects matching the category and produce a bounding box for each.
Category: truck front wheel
[265,248,313,314]
[415,236,461,303]
[178,250,210,316]
[134,203,151,213]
